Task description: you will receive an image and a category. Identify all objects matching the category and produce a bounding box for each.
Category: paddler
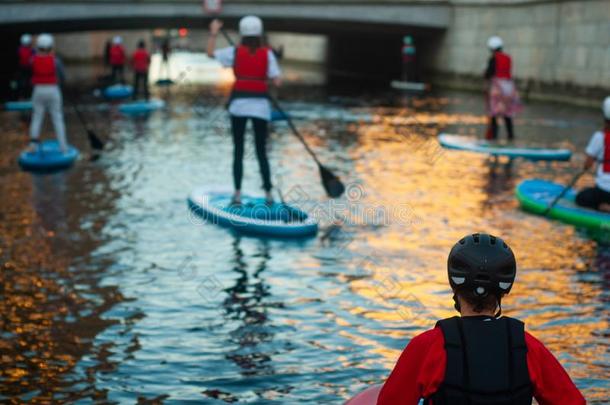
[109,36,126,84]
[28,34,68,153]
[207,16,282,205]
[401,35,417,82]
[484,36,521,141]
[575,96,610,212]
[377,233,585,405]
[131,40,150,101]
[17,34,34,100]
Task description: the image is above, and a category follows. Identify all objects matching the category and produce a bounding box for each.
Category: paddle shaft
[543,170,587,215]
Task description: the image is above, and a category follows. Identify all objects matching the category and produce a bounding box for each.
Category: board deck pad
[188,189,318,238]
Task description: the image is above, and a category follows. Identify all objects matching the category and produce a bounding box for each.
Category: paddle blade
[87,129,104,150]
[319,164,345,198]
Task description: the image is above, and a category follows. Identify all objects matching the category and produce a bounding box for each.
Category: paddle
[268,97,345,198]
[71,103,104,150]
[217,27,345,198]
[542,169,587,215]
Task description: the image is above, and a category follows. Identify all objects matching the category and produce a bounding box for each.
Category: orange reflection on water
[337,106,607,401]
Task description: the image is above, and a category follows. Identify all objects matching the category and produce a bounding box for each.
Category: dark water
[0,54,608,403]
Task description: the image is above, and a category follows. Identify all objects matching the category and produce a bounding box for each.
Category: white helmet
[603,96,610,120]
[239,16,263,37]
[113,36,122,45]
[21,34,32,45]
[36,33,54,49]
[487,36,503,51]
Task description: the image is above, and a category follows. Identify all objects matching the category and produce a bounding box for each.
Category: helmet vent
[459,238,465,245]
[490,236,496,245]
[473,234,480,243]
[503,242,508,249]
[499,282,512,290]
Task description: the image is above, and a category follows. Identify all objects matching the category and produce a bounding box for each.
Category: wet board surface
[18,140,79,172]
[187,189,318,238]
[103,85,134,100]
[439,134,572,161]
[390,80,428,92]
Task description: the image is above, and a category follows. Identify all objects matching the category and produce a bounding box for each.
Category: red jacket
[233,45,269,94]
[378,326,585,405]
[603,129,610,173]
[31,54,57,85]
[132,49,150,73]
[109,44,126,66]
[494,51,512,79]
[18,45,33,68]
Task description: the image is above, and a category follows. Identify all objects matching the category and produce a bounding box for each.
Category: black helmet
[448,233,516,298]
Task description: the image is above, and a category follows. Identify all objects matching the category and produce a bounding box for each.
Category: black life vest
[427,316,532,405]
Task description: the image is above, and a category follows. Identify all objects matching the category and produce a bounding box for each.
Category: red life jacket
[31,54,57,85]
[18,45,33,68]
[232,45,269,95]
[494,51,512,79]
[602,129,610,173]
[132,49,150,73]
[110,44,126,66]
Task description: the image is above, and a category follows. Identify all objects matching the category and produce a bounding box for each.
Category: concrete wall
[433,0,610,92]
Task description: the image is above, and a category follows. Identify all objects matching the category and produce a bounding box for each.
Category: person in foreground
[575,96,610,212]
[28,34,68,154]
[207,16,282,205]
[377,233,585,405]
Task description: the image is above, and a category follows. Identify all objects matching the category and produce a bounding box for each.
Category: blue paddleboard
[188,189,318,238]
[119,99,165,115]
[18,140,79,172]
[5,100,33,112]
[103,85,133,100]
[438,134,572,161]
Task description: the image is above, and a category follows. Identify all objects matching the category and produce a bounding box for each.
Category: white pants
[30,85,67,149]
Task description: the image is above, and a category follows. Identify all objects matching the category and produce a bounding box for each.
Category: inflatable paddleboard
[345,385,382,405]
[103,85,133,100]
[391,80,428,92]
[119,99,165,115]
[187,189,318,238]
[439,134,572,161]
[516,179,610,234]
[5,100,33,112]
[271,110,289,122]
[18,140,79,172]
[156,79,174,86]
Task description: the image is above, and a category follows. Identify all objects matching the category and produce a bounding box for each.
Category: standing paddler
[484,36,521,141]
[207,16,282,205]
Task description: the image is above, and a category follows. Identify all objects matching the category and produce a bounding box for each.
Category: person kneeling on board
[132,40,150,101]
[109,36,126,84]
[377,233,585,405]
[207,16,282,205]
[575,96,610,212]
[485,36,521,141]
[28,34,68,154]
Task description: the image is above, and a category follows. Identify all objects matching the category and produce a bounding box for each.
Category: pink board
[345,384,382,405]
